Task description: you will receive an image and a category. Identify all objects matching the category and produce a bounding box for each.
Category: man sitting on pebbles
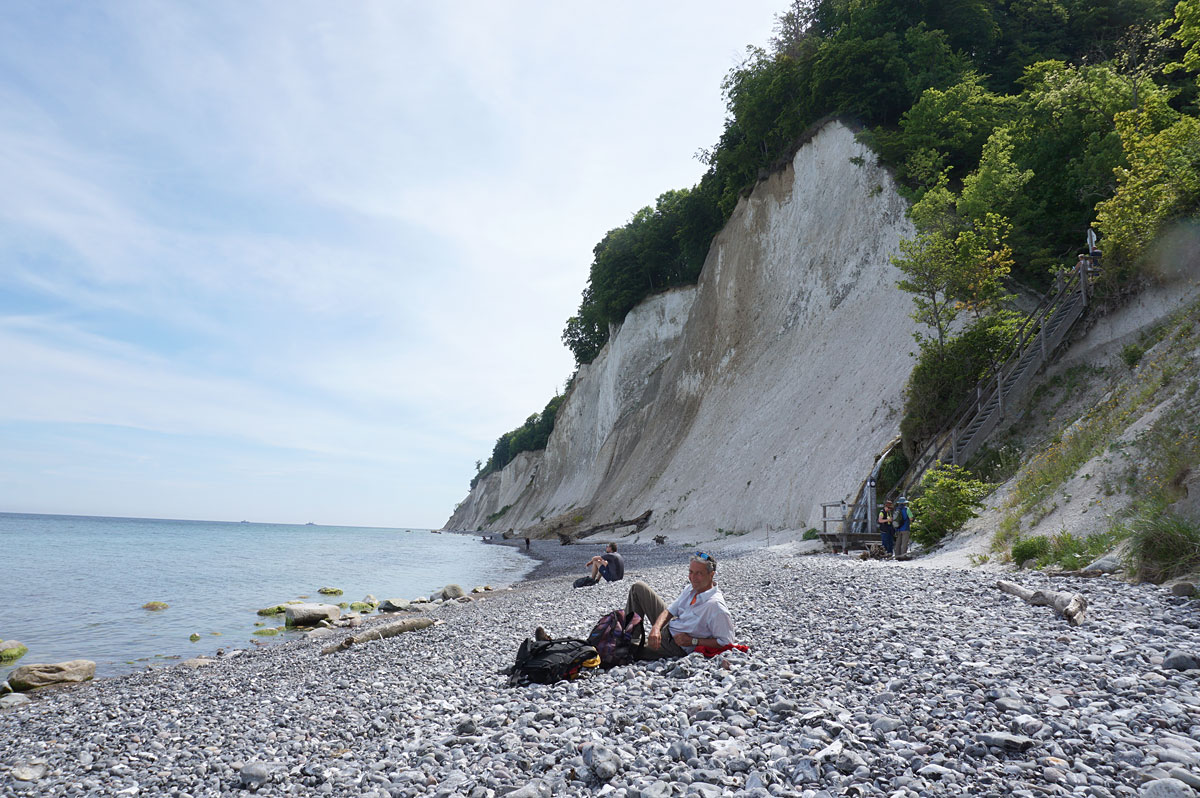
[575,542,625,588]
[542,551,735,659]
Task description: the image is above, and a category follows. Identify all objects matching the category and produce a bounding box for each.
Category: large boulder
[284,603,341,627]
[432,584,466,601]
[9,660,96,692]
[378,598,411,612]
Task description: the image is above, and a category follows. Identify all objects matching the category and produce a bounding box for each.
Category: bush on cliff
[472,394,564,488]
[1127,509,1200,584]
[900,310,1023,452]
[911,463,994,547]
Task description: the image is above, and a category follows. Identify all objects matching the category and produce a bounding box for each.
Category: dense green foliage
[1010,535,1052,565]
[471,394,564,489]
[562,0,1186,366]
[899,310,1024,448]
[910,463,995,547]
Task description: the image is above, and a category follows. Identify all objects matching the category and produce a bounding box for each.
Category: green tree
[1004,61,1149,276]
[893,165,1017,350]
[1173,0,1200,77]
[1094,101,1200,274]
[876,73,1018,189]
[893,228,962,352]
[956,127,1034,225]
[911,463,995,547]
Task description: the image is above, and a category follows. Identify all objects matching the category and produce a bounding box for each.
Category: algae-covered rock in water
[349,601,376,613]
[0,641,29,663]
[284,603,341,627]
[317,587,343,596]
[252,628,279,637]
[142,601,169,611]
[188,633,201,642]
[9,660,96,691]
[257,605,289,616]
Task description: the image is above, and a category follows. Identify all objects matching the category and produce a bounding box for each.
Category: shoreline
[4,540,1199,796]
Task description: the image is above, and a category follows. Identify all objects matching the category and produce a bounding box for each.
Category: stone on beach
[8,659,96,691]
[378,598,411,612]
[0,693,31,709]
[283,602,341,627]
[429,583,466,601]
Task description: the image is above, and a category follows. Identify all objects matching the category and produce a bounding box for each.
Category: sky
[0,1,784,528]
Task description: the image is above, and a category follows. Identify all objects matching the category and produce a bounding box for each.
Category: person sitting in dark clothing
[574,542,624,588]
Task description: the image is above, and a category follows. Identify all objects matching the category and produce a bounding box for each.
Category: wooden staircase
[829,258,1096,546]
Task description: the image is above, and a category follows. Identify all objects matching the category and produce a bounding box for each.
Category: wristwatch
[690,637,698,646]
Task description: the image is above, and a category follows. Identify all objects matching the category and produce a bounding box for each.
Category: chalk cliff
[445,120,925,536]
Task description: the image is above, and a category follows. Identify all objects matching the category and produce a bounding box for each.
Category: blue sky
[0,2,782,528]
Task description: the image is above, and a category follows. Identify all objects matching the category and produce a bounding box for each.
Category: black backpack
[508,638,599,686]
[586,609,643,668]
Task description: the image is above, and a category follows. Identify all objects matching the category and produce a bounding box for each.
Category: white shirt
[666,584,734,647]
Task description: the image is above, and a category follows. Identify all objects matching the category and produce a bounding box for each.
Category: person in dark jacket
[574,542,625,588]
[878,500,895,556]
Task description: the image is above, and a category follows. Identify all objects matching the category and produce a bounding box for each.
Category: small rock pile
[1,546,1199,797]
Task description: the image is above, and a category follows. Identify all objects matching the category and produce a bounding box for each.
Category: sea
[0,513,533,682]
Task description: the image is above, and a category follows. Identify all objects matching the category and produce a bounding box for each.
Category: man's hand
[672,631,694,647]
[647,626,663,650]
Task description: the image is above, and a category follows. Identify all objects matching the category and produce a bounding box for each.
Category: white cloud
[0,1,782,525]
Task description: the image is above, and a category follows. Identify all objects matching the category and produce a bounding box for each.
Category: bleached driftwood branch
[996,580,1088,626]
[320,617,438,655]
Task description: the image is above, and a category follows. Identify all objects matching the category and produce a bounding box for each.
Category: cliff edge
[445,120,923,537]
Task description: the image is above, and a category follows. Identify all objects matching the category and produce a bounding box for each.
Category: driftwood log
[996,580,1088,626]
[577,510,653,539]
[320,617,438,655]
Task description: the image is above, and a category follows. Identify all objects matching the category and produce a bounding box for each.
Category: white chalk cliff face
[445,121,924,535]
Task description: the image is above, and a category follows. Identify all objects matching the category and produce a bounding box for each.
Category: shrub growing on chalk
[1127,510,1200,584]
[911,464,994,547]
[1011,535,1051,565]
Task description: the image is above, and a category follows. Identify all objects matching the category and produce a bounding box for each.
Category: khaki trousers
[625,581,686,660]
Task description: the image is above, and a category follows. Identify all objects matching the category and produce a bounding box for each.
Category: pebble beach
[2,538,1200,798]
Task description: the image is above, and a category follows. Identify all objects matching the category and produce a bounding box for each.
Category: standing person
[893,497,912,560]
[574,542,625,588]
[878,500,895,556]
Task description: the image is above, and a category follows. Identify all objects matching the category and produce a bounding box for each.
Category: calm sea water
[0,513,533,681]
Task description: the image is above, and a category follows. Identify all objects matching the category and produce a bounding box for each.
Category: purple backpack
[586,609,643,667]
